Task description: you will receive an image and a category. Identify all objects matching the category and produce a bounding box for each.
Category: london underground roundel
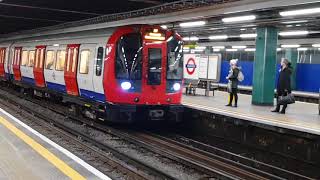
[185,58,197,75]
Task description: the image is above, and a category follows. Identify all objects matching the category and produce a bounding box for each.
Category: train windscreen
[167,36,183,80]
[148,48,162,85]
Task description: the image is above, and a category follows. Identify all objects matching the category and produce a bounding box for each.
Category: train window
[96,47,104,76]
[66,48,72,71]
[115,33,142,80]
[39,49,44,68]
[45,51,55,70]
[148,48,162,85]
[28,51,35,67]
[72,48,78,73]
[21,51,29,66]
[56,50,66,71]
[167,36,183,80]
[79,50,90,74]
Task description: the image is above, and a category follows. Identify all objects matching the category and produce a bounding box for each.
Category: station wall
[220,60,320,93]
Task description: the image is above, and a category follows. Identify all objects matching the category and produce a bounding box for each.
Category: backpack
[237,70,244,82]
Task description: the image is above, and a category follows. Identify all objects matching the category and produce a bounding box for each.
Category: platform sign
[198,55,209,79]
[208,55,221,81]
[184,54,200,79]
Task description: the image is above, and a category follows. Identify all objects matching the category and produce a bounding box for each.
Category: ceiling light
[183,49,190,52]
[208,35,228,40]
[222,15,256,23]
[226,49,238,52]
[312,44,320,47]
[277,48,282,51]
[180,21,206,28]
[183,47,190,50]
[212,46,225,49]
[245,48,256,52]
[195,46,206,50]
[240,28,246,31]
[282,20,308,24]
[240,33,257,38]
[213,49,220,52]
[281,44,301,48]
[53,44,60,47]
[193,49,205,52]
[183,36,199,41]
[280,8,320,16]
[161,25,168,29]
[232,45,246,49]
[279,31,309,36]
[297,48,308,51]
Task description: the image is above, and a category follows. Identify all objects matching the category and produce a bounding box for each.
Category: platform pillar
[285,49,298,90]
[252,27,278,106]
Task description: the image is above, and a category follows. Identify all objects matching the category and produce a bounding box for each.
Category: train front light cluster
[173,83,181,91]
[121,81,132,90]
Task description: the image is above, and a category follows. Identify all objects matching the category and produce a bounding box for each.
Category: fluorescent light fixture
[183,49,190,52]
[212,46,225,49]
[245,48,256,52]
[208,35,228,40]
[232,45,246,49]
[240,33,257,38]
[279,31,309,36]
[183,36,199,41]
[280,8,320,16]
[312,44,320,47]
[240,28,246,31]
[281,44,301,48]
[282,20,308,24]
[297,48,308,51]
[213,49,220,52]
[195,46,206,50]
[183,46,190,50]
[161,25,168,29]
[222,15,256,23]
[193,49,205,52]
[226,49,238,52]
[180,21,206,28]
[53,44,60,47]
[318,48,320,51]
[277,48,282,51]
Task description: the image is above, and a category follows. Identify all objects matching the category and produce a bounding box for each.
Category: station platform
[0,108,110,180]
[183,90,320,136]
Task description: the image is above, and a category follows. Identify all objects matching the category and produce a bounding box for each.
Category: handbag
[278,94,295,105]
[227,81,232,93]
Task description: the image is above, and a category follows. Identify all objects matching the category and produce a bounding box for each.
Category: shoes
[233,104,238,107]
[225,104,232,107]
[271,109,280,113]
[280,109,286,114]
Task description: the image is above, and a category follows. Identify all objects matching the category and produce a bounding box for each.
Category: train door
[12,47,22,81]
[20,48,35,85]
[0,48,5,77]
[33,46,46,87]
[5,47,12,80]
[142,42,167,103]
[64,44,80,96]
[92,46,105,101]
[77,44,95,100]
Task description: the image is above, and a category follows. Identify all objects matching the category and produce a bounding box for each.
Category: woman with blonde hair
[226,59,240,107]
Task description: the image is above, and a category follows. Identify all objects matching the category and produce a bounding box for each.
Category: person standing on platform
[272,58,292,114]
[226,59,240,107]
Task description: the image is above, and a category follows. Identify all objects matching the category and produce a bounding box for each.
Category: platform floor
[0,108,110,180]
[183,90,320,135]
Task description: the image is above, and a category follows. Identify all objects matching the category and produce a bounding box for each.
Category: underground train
[0,25,184,123]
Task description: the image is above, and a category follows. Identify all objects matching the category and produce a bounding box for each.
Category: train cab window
[45,51,55,70]
[28,51,35,67]
[21,51,29,66]
[79,50,90,74]
[167,36,183,80]
[116,33,142,80]
[96,47,104,76]
[56,50,66,71]
[148,48,162,85]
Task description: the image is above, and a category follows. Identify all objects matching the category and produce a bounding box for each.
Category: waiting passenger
[226,59,240,107]
[272,58,292,114]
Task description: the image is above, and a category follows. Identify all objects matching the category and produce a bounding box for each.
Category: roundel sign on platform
[185,58,197,75]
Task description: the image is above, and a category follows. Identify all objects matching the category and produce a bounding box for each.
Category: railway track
[0,86,314,180]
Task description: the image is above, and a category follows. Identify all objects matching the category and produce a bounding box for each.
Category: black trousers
[228,88,238,105]
[275,92,288,112]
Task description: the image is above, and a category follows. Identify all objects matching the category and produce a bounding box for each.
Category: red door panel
[13,47,22,81]
[64,44,80,96]
[0,48,6,77]
[33,45,46,87]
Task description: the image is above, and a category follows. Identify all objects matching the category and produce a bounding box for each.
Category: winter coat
[227,67,239,89]
[277,67,292,95]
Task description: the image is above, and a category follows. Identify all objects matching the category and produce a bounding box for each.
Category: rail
[0,0,240,37]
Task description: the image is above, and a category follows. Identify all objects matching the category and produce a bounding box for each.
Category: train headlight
[121,82,132,90]
[173,83,181,91]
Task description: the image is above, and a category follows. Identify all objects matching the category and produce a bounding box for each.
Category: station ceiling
[0,0,178,34]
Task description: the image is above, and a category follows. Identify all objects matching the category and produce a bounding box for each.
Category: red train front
[103,25,184,122]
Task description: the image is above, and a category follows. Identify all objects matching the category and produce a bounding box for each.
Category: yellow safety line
[0,116,86,180]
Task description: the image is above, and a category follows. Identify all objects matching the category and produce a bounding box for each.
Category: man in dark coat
[272,58,292,114]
